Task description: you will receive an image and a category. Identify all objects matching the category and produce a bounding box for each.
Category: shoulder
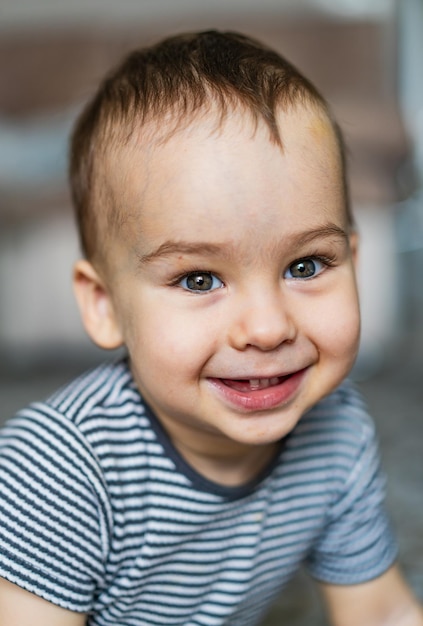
[1,359,126,456]
[0,358,145,523]
[294,379,375,447]
[281,380,380,493]
[0,358,142,612]
[299,382,398,584]
[0,359,137,501]
[1,357,154,493]
[46,357,137,423]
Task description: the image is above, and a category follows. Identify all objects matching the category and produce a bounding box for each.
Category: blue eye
[285,258,325,280]
[180,272,223,292]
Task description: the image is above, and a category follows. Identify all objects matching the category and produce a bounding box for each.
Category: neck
[172,437,280,487]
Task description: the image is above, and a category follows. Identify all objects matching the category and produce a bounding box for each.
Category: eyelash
[170,253,337,292]
[285,254,337,280]
[169,268,224,292]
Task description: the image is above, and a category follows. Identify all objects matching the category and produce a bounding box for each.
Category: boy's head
[71,30,360,477]
[70,29,351,268]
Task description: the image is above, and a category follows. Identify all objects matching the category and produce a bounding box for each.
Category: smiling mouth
[221,375,292,392]
[208,369,307,411]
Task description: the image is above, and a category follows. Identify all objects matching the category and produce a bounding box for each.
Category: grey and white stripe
[0,359,397,625]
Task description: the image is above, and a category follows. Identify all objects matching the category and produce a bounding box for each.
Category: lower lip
[207,368,308,412]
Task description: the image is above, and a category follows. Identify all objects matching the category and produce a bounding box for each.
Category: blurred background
[0,0,422,622]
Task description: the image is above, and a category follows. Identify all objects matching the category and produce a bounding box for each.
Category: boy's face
[76,104,360,472]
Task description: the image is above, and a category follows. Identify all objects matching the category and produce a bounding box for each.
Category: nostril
[227,294,297,352]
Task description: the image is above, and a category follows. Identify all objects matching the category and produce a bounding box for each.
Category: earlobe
[73,260,124,350]
[349,231,359,268]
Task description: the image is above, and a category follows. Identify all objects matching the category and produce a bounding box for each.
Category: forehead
[105,104,345,255]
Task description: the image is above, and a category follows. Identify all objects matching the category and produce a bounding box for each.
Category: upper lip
[211,367,307,381]
[221,375,288,381]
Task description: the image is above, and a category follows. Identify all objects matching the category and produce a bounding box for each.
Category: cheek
[125,299,219,374]
[303,286,361,360]
[324,298,360,360]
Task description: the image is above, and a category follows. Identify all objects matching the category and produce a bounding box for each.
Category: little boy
[0,30,422,626]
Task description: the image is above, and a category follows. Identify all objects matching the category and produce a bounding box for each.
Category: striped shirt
[0,359,397,625]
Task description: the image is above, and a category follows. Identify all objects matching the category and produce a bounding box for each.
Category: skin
[0,578,86,625]
[76,105,361,485]
[1,104,422,625]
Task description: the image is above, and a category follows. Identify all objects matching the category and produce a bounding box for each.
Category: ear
[349,230,359,268]
[73,259,124,350]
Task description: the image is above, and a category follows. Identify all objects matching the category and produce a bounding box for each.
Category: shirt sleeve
[0,404,112,612]
[306,400,398,585]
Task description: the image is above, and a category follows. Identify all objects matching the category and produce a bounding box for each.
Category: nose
[228,287,297,352]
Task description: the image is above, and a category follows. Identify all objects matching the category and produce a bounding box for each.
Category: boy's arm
[320,565,423,626]
[0,578,86,626]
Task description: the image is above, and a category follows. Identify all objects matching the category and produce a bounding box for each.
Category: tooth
[249,379,260,390]
[270,377,280,386]
[260,379,270,389]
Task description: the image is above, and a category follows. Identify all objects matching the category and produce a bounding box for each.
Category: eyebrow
[138,223,349,265]
[139,241,224,264]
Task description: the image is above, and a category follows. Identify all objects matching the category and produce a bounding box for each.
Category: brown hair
[69,30,351,262]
